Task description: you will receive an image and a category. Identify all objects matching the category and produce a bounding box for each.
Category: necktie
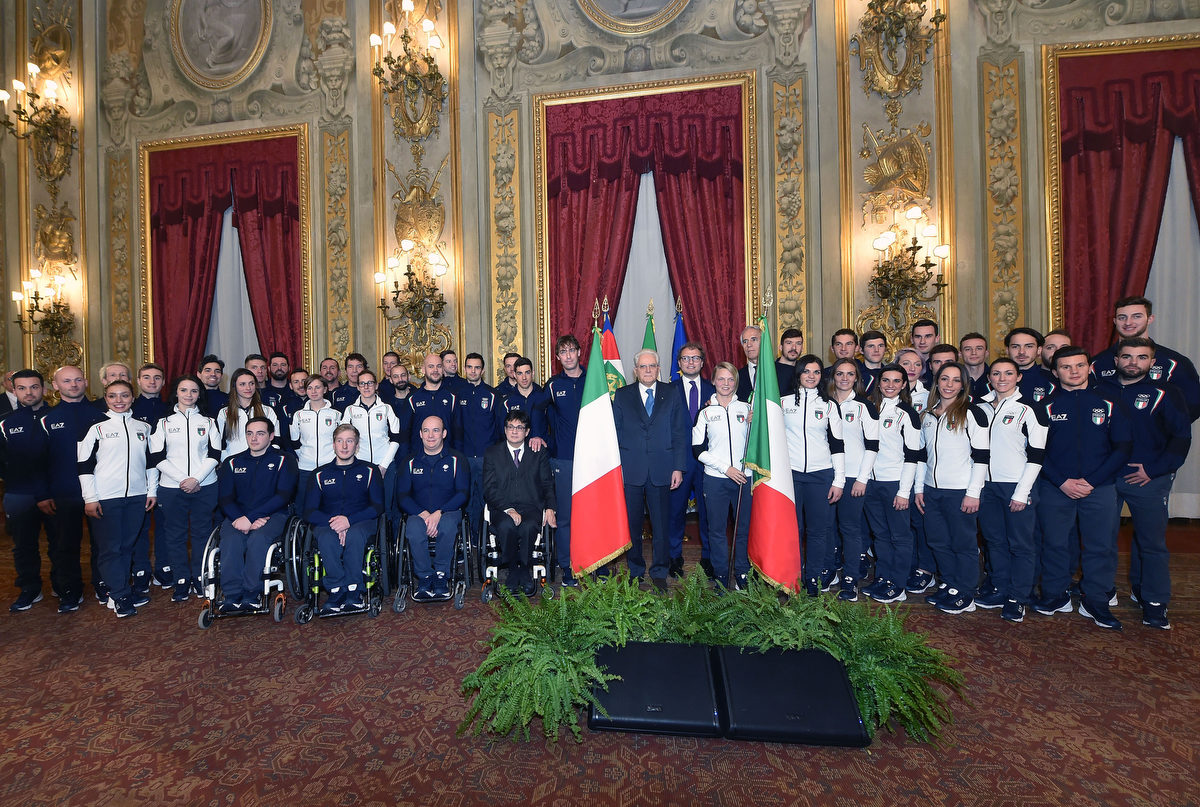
[645,387,654,417]
[688,380,699,422]
[513,448,521,466]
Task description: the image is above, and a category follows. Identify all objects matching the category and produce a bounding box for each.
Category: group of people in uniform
[0,294,1193,630]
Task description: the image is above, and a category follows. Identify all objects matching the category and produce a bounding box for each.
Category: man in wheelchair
[216,417,299,612]
[303,424,385,615]
[484,409,556,597]
[393,415,469,601]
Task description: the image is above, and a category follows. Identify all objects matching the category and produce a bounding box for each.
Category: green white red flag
[571,326,631,574]
[742,316,802,592]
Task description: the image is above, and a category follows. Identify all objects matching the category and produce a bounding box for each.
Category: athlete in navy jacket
[0,370,51,612]
[1098,337,1192,630]
[303,424,384,614]
[1035,348,1132,630]
[215,417,298,612]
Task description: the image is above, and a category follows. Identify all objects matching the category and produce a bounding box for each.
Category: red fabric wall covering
[545,85,746,371]
[1057,46,1200,353]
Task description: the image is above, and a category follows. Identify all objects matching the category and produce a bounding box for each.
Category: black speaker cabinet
[588,642,721,737]
[712,646,870,747]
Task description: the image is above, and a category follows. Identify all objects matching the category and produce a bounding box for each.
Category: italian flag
[742,316,802,592]
[571,327,631,574]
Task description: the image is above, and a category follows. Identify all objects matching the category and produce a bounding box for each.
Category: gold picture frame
[1041,33,1200,327]
[576,0,690,36]
[137,124,313,371]
[531,71,759,378]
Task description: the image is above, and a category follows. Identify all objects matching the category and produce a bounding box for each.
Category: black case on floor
[588,642,721,737]
[711,646,870,746]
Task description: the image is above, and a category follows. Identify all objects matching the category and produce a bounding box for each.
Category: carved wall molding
[983,0,1200,44]
[763,0,814,68]
[980,52,1026,350]
[486,107,521,383]
[477,0,773,100]
[323,126,353,359]
[106,152,135,366]
[772,73,808,338]
[105,0,322,138]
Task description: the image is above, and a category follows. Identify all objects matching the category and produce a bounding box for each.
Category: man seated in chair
[484,409,556,597]
[393,415,469,601]
[303,424,384,615]
[216,417,298,612]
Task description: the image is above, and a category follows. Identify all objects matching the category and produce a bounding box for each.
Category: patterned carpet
[0,525,1198,806]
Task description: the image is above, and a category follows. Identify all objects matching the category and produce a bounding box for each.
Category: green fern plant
[459,567,964,744]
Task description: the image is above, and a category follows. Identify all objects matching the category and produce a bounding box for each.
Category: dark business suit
[612,382,690,581]
[483,439,555,591]
[669,376,716,565]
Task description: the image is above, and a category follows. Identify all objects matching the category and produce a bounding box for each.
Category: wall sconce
[369,1,447,142]
[12,270,83,379]
[857,203,950,349]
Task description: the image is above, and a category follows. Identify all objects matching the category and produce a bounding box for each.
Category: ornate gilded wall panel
[323,126,352,358]
[487,108,522,383]
[981,52,1025,350]
[107,153,135,366]
[772,74,807,337]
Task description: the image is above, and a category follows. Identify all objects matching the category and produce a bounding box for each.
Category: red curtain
[545,85,745,368]
[231,146,304,366]
[149,150,228,382]
[147,136,301,380]
[1059,47,1200,353]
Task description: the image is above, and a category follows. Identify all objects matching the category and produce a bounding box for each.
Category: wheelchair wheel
[295,603,314,625]
[272,593,285,623]
[393,585,408,613]
[284,517,307,600]
[377,517,392,597]
[542,582,555,601]
[454,580,466,610]
[199,526,221,601]
[198,604,215,630]
[368,596,382,618]
[481,580,496,604]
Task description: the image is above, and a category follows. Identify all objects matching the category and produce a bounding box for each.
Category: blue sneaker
[171,581,190,603]
[935,589,976,614]
[131,587,151,608]
[837,577,858,602]
[925,583,951,607]
[1034,593,1073,616]
[975,589,1007,609]
[57,593,83,614]
[870,581,906,604]
[1000,600,1025,623]
[112,596,137,618]
[1141,602,1170,630]
[433,575,450,598]
[1078,598,1122,630]
[906,569,935,594]
[9,590,43,612]
[413,577,435,602]
[861,578,886,599]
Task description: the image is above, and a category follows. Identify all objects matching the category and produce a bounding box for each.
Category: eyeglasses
[357,381,376,387]
[679,356,703,363]
[505,423,529,431]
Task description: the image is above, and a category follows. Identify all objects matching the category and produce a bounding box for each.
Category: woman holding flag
[692,362,752,589]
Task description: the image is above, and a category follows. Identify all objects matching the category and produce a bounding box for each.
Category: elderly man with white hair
[611,349,690,591]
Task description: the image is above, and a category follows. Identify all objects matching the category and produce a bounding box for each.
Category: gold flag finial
[646,297,654,317]
[602,295,610,314]
[592,297,600,327]
[675,295,683,315]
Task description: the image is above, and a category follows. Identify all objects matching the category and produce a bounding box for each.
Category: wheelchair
[391,512,474,612]
[197,517,294,629]
[285,514,391,623]
[478,506,557,604]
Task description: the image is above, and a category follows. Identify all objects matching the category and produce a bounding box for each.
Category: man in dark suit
[612,349,690,590]
[484,409,556,596]
[0,370,18,416]
[736,326,762,403]
[669,341,715,577]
